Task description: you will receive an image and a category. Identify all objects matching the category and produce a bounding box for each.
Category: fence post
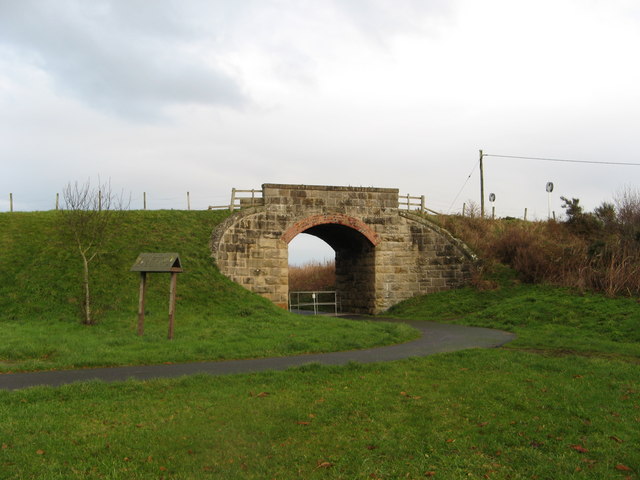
[492,206,495,219]
[420,195,425,214]
[9,193,13,212]
[229,188,237,210]
[55,193,59,210]
[143,192,147,210]
[524,208,528,221]
[462,203,466,217]
[187,191,191,211]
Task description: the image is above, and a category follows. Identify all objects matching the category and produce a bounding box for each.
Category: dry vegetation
[288,259,336,291]
[438,187,640,297]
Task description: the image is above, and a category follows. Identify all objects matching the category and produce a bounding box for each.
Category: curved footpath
[0,318,515,391]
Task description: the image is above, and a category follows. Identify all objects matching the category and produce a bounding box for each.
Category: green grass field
[1,212,639,479]
[2,350,638,479]
[0,211,416,372]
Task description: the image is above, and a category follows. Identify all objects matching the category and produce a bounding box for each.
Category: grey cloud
[0,0,454,120]
[0,0,248,120]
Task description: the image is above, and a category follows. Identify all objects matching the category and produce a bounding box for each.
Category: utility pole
[479,149,485,218]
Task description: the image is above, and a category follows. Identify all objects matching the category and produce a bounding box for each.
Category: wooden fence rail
[5,191,541,220]
[208,188,264,211]
[398,194,440,215]
[5,191,198,212]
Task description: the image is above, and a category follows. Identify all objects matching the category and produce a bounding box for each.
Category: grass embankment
[1,268,639,478]
[388,267,640,358]
[0,211,415,372]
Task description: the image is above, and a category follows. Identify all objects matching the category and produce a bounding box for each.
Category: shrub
[288,260,336,291]
[439,206,640,297]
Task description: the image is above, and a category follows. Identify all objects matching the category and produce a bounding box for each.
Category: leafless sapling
[60,179,125,325]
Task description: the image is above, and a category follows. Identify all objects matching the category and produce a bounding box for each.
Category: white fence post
[229,188,237,210]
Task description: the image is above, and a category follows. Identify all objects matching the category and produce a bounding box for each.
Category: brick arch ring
[281,213,381,246]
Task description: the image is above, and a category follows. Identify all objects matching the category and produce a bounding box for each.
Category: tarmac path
[0,318,515,391]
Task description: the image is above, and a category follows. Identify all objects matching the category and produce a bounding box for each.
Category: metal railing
[289,291,339,315]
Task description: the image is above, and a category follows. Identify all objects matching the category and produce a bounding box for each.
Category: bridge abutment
[211,184,476,314]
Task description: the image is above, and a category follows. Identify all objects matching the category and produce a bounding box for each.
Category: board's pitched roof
[130,253,183,273]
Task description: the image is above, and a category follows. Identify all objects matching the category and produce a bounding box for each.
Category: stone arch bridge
[211,184,476,314]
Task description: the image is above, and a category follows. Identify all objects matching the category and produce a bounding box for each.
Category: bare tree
[60,179,125,325]
[464,199,481,218]
[615,186,640,231]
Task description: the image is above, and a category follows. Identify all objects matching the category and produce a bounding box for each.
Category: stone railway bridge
[211,184,476,314]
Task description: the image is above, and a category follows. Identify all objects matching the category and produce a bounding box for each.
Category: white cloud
[0,0,639,234]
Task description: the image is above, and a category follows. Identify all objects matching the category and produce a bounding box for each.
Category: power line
[447,160,479,213]
[484,153,640,166]
[448,150,638,217]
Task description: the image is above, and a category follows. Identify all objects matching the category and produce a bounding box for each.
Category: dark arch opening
[298,223,376,314]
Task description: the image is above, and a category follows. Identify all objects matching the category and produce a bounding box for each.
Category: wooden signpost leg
[137,272,147,336]
[168,272,177,340]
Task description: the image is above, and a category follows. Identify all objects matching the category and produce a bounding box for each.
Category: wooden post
[98,190,102,211]
[137,272,147,336]
[251,189,256,206]
[553,211,556,221]
[168,272,177,340]
[524,208,528,221]
[421,195,425,214]
[143,192,147,210]
[492,206,495,219]
[187,191,191,211]
[230,188,237,210]
[479,149,485,218]
[9,193,13,212]
[55,193,59,210]
[462,203,466,217]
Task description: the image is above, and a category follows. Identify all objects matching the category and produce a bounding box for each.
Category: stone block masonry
[211,184,476,314]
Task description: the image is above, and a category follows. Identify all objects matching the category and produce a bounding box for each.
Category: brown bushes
[439,212,640,297]
[288,260,336,291]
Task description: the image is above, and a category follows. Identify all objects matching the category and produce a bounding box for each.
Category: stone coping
[262,183,399,194]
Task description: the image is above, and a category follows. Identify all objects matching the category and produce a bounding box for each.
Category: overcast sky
[2,0,639,263]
